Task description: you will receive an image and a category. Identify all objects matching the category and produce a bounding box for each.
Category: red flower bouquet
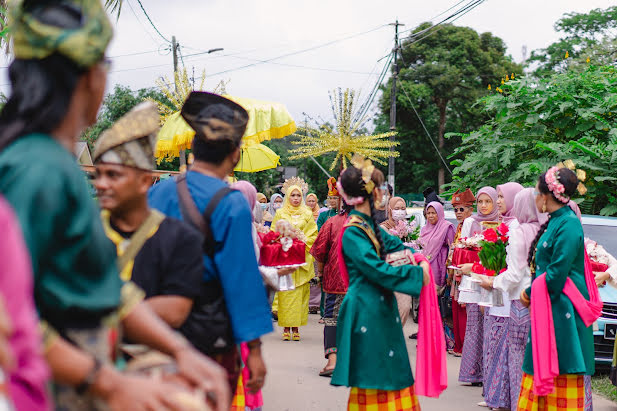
[476,223,509,276]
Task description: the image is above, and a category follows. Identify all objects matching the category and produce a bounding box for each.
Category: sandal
[292,332,301,341]
[282,332,291,341]
[319,367,335,377]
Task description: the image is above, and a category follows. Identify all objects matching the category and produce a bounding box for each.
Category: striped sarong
[348,385,420,411]
[517,373,584,411]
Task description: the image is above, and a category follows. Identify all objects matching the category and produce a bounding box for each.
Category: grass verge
[592,374,617,403]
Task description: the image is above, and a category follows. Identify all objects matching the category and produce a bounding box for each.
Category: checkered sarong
[348,385,420,411]
[517,373,585,411]
[230,372,246,410]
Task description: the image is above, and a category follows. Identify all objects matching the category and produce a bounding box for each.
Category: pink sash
[530,251,602,395]
[336,225,447,397]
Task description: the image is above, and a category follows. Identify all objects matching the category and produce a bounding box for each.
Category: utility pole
[388,20,404,194]
[171,35,186,170]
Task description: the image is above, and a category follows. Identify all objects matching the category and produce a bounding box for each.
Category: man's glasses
[454,207,468,212]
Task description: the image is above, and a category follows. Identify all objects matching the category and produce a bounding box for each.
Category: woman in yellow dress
[271,178,318,341]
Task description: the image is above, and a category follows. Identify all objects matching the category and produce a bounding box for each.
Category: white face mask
[392,210,407,221]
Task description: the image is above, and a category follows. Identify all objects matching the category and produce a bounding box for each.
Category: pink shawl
[497,182,524,224]
[336,222,447,397]
[530,253,602,395]
[0,197,50,410]
[513,188,548,251]
[420,202,454,263]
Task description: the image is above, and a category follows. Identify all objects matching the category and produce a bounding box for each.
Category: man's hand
[245,346,267,394]
[173,347,230,411]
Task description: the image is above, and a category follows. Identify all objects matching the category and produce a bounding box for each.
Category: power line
[135,0,170,43]
[400,0,484,37]
[204,24,388,77]
[125,0,160,46]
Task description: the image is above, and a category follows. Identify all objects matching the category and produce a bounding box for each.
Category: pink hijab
[497,182,524,224]
[420,202,454,263]
[472,186,499,223]
[232,181,257,220]
[513,188,548,250]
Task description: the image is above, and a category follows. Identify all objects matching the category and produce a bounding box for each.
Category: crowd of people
[0,1,614,411]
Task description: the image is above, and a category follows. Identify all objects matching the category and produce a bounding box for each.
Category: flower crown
[545,160,587,203]
[335,154,377,206]
[281,177,309,196]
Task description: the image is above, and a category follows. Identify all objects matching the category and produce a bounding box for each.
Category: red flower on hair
[483,229,499,243]
[497,223,509,236]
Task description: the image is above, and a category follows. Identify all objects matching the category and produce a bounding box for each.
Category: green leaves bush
[446,64,617,216]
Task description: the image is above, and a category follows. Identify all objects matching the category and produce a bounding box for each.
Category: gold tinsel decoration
[289,88,399,171]
[146,67,227,124]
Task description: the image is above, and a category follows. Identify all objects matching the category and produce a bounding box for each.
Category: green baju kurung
[522,206,594,376]
[317,208,338,230]
[0,134,122,331]
[331,210,424,391]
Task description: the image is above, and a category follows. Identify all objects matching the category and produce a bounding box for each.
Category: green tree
[379,23,521,194]
[528,6,617,77]
[446,64,617,216]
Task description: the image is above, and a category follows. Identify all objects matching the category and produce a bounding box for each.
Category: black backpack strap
[175,174,234,257]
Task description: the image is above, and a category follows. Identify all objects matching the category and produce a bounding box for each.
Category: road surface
[261,314,616,410]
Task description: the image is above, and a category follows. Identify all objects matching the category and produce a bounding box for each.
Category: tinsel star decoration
[146,67,227,123]
[289,88,399,171]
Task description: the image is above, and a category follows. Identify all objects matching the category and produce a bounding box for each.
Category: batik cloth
[277,282,310,327]
[458,303,483,383]
[517,373,584,411]
[509,300,530,410]
[347,385,420,411]
[483,312,510,409]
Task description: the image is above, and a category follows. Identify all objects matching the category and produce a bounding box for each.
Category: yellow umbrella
[224,95,296,145]
[155,96,296,162]
[234,143,280,173]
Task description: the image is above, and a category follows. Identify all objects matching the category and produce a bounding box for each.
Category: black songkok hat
[181,92,249,146]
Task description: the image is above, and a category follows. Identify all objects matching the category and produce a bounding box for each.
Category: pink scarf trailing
[530,252,602,395]
[240,343,263,409]
[336,222,447,397]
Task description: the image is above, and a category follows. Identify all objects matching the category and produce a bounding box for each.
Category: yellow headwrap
[10,0,113,68]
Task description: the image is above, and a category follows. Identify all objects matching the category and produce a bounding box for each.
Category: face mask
[392,210,407,221]
[260,203,267,211]
[273,203,282,210]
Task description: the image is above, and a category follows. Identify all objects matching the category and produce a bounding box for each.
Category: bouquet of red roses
[474,223,509,277]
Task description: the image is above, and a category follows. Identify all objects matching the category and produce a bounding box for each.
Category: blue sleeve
[212,193,273,343]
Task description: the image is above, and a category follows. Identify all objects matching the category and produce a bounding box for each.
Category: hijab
[280,186,310,217]
[497,182,524,225]
[472,186,499,223]
[420,202,455,262]
[381,196,405,230]
[231,181,257,221]
[256,193,267,204]
[513,188,548,252]
[267,193,283,217]
[305,193,320,220]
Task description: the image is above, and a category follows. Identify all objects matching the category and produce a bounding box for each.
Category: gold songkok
[181,91,249,146]
[93,102,160,171]
[10,0,113,68]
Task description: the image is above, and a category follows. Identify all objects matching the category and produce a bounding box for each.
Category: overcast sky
[2,0,615,126]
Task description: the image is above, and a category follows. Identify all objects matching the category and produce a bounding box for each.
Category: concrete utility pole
[388,20,404,194]
[171,35,186,170]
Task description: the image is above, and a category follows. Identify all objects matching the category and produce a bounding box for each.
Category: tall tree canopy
[378,23,521,194]
[528,6,617,77]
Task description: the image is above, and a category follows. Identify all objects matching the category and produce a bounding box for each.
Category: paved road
[261,314,617,411]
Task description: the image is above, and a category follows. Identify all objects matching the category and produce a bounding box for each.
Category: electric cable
[135,0,170,43]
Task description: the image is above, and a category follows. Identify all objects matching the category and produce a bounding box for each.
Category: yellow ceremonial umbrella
[234,143,281,173]
[155,96,296,163]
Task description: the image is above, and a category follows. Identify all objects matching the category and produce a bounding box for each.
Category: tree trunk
[437,99,448,192]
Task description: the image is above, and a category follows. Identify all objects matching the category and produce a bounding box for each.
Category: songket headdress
[10,0,113,68]
[93,102,160,171]
[451,188,475,207]
[181,91,249,146]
